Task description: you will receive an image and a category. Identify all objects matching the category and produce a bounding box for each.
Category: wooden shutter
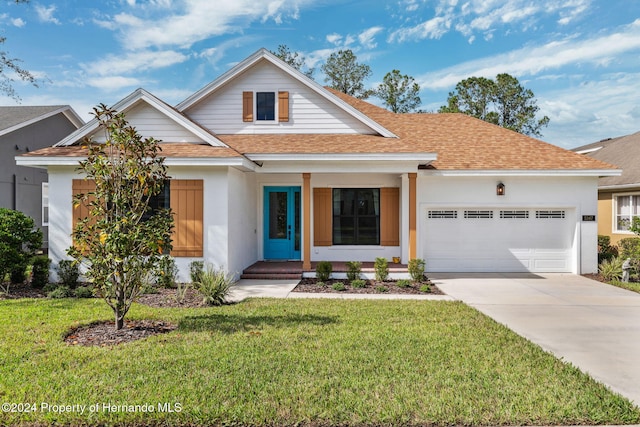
[170,179,203,257]
[242,91,253,122]
[313,188,332,246]
[71,179,96,230]
[278,91,289,122]
[380,187,400,246]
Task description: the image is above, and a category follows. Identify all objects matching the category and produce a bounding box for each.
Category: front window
[256,92,275,121]
[333,188,380,245]
[615,194,640,232]
[142,181,170,222]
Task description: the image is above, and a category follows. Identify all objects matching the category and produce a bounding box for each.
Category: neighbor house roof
[0,105,84,137]
[572,131,640,188]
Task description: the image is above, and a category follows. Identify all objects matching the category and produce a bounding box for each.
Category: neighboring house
[17,49,618,280]
[1,106,84,248]
[573,131,640,246]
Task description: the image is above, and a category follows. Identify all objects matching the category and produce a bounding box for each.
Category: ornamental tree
[68,105,173,330]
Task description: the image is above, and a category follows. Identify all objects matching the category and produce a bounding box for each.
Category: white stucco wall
[227,167,257,278]
[46,165,237,283]
[417,174,600,274]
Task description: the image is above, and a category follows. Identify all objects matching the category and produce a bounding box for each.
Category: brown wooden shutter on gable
[170,179,203,257]
[313,188,332,246]
[242,91,253,122]
[380,187,400,246]
[278,91,289,122]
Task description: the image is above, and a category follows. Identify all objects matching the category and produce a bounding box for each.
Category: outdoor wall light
[496,182,505,196]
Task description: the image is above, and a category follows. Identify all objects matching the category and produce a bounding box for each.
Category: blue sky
[1,0,639,148]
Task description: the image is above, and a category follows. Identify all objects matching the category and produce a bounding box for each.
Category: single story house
[17,49,619,281]
[1,105,83,248]
[573,131,640,246]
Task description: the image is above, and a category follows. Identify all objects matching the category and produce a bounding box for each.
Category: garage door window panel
[333,189,380,245]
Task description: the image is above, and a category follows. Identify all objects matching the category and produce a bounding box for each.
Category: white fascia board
[252,160,432,174]
[574,147,603,154]
[16,155,255,170]
[176,48,397,138]
[422,169,622,177]
[246,153,437,162]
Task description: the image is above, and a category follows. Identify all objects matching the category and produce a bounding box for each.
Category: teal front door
[264,186,301,260]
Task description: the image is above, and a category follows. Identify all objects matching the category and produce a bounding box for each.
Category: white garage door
[422,208,575,273]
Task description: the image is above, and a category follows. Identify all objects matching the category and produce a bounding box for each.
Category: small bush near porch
[1,298,638,426]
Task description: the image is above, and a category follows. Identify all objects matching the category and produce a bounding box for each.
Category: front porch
[241,261,409,280]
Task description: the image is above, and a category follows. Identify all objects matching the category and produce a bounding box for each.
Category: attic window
[256,92,275,121]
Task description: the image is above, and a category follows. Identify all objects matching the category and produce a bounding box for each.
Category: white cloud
[417,19,640,90]
[389,0,592,43]
[83,50,189,77]
[540,72,640,147]
[12,18,25,27]
[358,27,384,49]
[326,33,342,45]
[35,4,60,25]
[104,0,313,51]
[86,76,144,91]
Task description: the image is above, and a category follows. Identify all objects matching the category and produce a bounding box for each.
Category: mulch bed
[64,319,177,347]
[0,282,46,299]
[293,278,444,294]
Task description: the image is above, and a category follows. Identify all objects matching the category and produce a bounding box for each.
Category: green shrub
[42,283,58,293]
[194,265,234,306]
[316,261,333,282]
[396,279,411,288]
[47,285,74,299]
[154,255,178,288]
[0,208,42,294]
[346,261,362,281]
[189,260,204,284]
[10,265,27,285]
[351,279,366,288]
[374,257,389,282]
[598,235,618,263]
[31,256,50,288]
[375,285,389,293]
[140,282,159,294]
[332,282,346,291]
[408,258,426,282]
[74,286,94,298]
[57,260,80,289]
[599,257,624,281]
[419,284,432,293]
[316,281,326,287]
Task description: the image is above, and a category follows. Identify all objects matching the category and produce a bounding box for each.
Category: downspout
[12,174,17,210]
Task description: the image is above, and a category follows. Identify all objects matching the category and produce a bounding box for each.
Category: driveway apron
[432,273,640,405]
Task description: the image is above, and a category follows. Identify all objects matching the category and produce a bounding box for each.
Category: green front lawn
[1,297,638,426]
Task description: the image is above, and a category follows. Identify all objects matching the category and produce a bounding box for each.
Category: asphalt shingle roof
[0,106,68,132]
[573,131,640,186]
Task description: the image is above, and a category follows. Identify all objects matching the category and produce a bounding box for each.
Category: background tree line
[272,44,549,136]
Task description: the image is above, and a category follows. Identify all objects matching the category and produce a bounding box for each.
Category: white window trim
[613,192,640,234]
[254,91,279,124]
[42,182,49,226]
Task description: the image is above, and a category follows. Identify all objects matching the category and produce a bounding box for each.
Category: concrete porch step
[240,273,302,280]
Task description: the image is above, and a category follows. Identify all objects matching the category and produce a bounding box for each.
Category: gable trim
[422,169,622,177]
[54,89,228,148]
[176,48,397,138]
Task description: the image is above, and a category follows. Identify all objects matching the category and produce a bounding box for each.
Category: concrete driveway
[432,273,640,405]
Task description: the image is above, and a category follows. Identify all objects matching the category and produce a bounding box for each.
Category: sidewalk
[228,279,454,302]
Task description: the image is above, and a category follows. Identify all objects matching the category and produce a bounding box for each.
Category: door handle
[288,225,291,240]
